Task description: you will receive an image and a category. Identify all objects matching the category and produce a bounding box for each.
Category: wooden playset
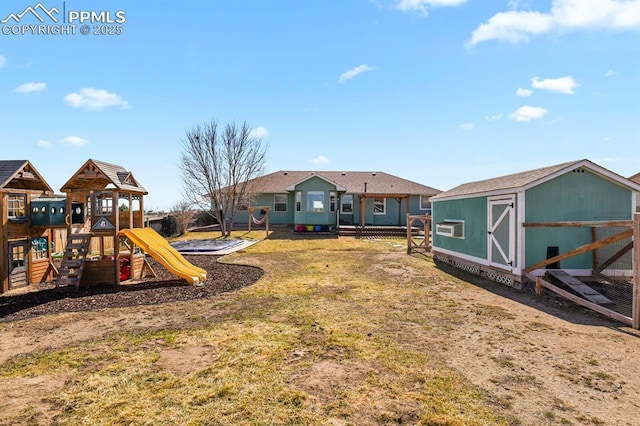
[0,158,200,294]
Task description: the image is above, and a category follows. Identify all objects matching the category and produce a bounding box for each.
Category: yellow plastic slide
[119,228,207,285]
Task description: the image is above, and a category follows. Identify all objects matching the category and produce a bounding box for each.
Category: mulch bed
[0,255,263,323]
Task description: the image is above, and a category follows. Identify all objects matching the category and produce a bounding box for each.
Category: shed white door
[488,196,516,271]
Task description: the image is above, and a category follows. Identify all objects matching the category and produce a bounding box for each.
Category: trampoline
[170,238,254,255]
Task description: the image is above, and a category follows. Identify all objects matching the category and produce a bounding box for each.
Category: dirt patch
[154,344,219,375]
[0,255,263,323]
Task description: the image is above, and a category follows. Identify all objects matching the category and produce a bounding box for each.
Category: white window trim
[373,197,386,215]
[341,194,353,214]
[307,191,325,213]
[419,195,431,211]
[274,194,288,212]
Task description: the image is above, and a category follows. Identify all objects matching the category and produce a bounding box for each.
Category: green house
[430,159,640,288]
[236,170,440,231]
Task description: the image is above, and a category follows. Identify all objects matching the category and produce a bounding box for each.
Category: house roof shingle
[247,171,440,196]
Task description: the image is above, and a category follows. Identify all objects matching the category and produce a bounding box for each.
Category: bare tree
[170,200,196,235]
[179,120,267,237]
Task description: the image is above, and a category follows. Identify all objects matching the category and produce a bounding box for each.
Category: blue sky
[1,0,639,210]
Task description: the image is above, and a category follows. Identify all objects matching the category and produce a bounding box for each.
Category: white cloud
[339,65,375,83]
[469,0,640,46]
[311,155,330,164]
[459,122,474,130]
[36,140,51,149]
[61,136,89,147]
[509,105,549,121]
[604,69,617,77]
[395,0,466,15]
[516,88,533,97]
[0,55,6,68]
[249,126,269,139]
[532,76,579,94]
[15,82,47,94]
[484,113,503,121]
[64,88,130,110]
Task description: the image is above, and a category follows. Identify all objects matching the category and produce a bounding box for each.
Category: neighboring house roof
[629,172,640,184]
[61,159,148,194]
[432,159,640,201]
[0,160,53,192]
[247,171,441,196]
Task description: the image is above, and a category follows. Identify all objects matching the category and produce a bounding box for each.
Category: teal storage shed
[431,159,640,289]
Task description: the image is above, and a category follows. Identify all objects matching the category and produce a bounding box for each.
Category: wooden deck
[338,225,423,238]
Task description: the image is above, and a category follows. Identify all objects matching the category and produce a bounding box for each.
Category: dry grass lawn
[1,229,639,425]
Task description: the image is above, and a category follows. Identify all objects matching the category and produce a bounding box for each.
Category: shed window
[274,194,288,212]
[295,191,301,212]
[330,192,336,213]
[8,194,26,218]
[436,220,464,239]
[373,198,386,215]
[32,237,49,260]
[307,191,324,212]
[341,194,353,214]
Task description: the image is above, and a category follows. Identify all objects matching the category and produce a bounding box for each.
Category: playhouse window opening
[307,191,324,212]
[95,194,113,215]
[32,237,49,260]
[341,194,353,214]
[274,194,288,212]
[7,194,26,218]
[373,197,386,215]
[11,245,25,268]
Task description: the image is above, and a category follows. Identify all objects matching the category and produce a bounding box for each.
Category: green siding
[432,197,488,259]
[293,177,337,226]
[236,193,294,225]
[525,170,633,269]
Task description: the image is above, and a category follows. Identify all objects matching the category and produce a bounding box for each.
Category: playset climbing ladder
[54,233,92,288]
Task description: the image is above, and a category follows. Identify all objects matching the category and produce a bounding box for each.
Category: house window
[420,195,432,212]
[32,237,49,260]
[296,191,301,212]
[274,194,288,212]
[7,194,26,218]
[373,197,386,215]
[341,194,353,214]
[330,192,336,212]
[436,220,465,239]
[307,191,324,212]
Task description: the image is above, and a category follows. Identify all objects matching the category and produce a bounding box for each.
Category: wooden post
[406,213,412,254]
[633,213,640,329]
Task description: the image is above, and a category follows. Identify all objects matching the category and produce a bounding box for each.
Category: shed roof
[247,171,440,196]
[0,160,53,192]
[61,159,147,194]
[432,159,640,201]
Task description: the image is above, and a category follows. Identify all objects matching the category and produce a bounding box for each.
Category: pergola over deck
[356,192,411,227]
